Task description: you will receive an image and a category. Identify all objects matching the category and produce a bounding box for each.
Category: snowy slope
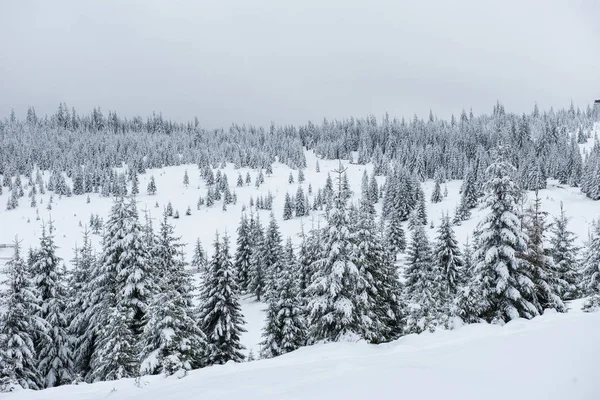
[6,300,599,400]
[2,144,600,354]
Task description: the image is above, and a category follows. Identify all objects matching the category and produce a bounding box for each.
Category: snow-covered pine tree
[140,212,205,375]
[263,213,285,302]
[118,197,156,337]
[131,169,139,195]
[234,213,253,293]
[549,202,580,300]
[260,238,306,358]
[68,228,96,380]
[183,169,189,187]
[90,299,137,381]
[147,176,157,195]
[353,198,402,343]
[307,163,364,342]
[248,214,266,301]
[0,238,43,391]
[433,213,464,298]
[430,178,442,204]
[191,238,207,273]
[403,220,443,334]
[31,222,73,388]
[385,210,406,260]
[197,233,246,365]
[283,192,294,220]
[470,152,538,323]
[295,186,306,217]
[581,219,600,311]
[518,192,566,313]
[369,172,378,204]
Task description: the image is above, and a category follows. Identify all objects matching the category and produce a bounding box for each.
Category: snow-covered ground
[5,299,599,400]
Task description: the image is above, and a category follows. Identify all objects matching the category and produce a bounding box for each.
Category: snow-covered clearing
[5,299,599,400]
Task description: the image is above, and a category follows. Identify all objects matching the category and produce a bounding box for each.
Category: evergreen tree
[518,192,566,313]
[248,214,266,301]
[0,239,43,390]
[68,228,96,380]
[131,169,139,195]
[385,211,406,259]
[263,214,285,301]
[197,233,246,365]
[470,153,538,323]
[31,223,73,388]
[307,163,364,342]
[147,176,157,195]
[140,212,205,375]
[234,213,253,293]
[353,198,402,342]
[283,192,294,220]
[191,238,207,273]
[581,219,600,310]
[260,238,306,358]
[549,202,580,300]
[295,186,306,217]
[433,214,464,297]
[403,221,443,334]
[430,179,442,204]
[183,169,189,187]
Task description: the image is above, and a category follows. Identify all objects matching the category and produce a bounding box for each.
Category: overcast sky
[1,0,599,128]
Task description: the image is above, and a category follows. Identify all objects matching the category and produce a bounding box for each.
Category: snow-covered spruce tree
[131,169,139,195]
[260,238,306,359]
[68,228,97,380]
[306,163,365,342]
[263,213,285,302]
[385,210,406,260]
[0,239,43,391]
[197,233,246,365]
[140,212,205,375]
[403,220,444,334]
[295,186,306,217]
[90,299,137,382]
[352,198,403,343]
[147,176,157,195]
[369,172,378,204]
[118,196,156,337]
[31,222,73,388]
[430,178,442,204]
[549,202,580,300]
[433,213,464,298]
[518,192,566,313]
[87,196,155,381]
[191,238,207,273]
[248,213,266,301]
[234,213,253,294]
[453,166,478,223]
[470,152,538,323]
[581,219,600,311]
[283,192,294,220]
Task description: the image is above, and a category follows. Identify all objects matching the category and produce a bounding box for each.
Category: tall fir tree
[30,222,73,388]
[0,239,44,390]
[260,238,306,358]
[403,221,444,334]
[307,163,364,342]
[198,233,246,365]
[549,202,580,300]
[433,214,464,298]
[140,212,205,375]
[518,192,566,313]
[470,152,538,323]
[234,213,253,293]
